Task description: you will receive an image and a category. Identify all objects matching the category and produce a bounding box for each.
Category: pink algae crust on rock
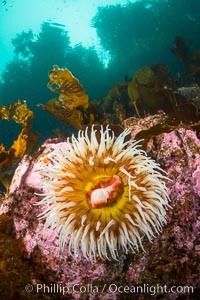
[0,139,117,300]
[125,118,200,298]
[0,115,199,299]
[0,140,115,299]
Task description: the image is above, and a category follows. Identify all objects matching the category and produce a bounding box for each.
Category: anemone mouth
[36,125,170,261]
[86,175,124,209]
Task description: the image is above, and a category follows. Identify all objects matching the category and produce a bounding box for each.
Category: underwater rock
[0,115,199,299]
[176,85,200,110]
[126,119,200,299]
[0,139,118,300]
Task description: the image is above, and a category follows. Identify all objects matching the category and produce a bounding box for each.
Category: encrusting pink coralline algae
[0,114,199,299]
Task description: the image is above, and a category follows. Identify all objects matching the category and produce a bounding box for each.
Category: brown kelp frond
[39,65,90,129]
[39,65,200,147]
[0,100,37,190]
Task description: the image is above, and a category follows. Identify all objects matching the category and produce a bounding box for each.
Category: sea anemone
[36,125,170,260]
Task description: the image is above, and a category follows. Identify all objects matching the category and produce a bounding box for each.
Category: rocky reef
[0,113,199,299]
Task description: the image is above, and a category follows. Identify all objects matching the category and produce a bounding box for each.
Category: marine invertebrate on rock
[36,125,170,260]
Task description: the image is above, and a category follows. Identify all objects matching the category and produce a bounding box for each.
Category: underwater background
[1,0,200,145]
[0,0,200,299]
